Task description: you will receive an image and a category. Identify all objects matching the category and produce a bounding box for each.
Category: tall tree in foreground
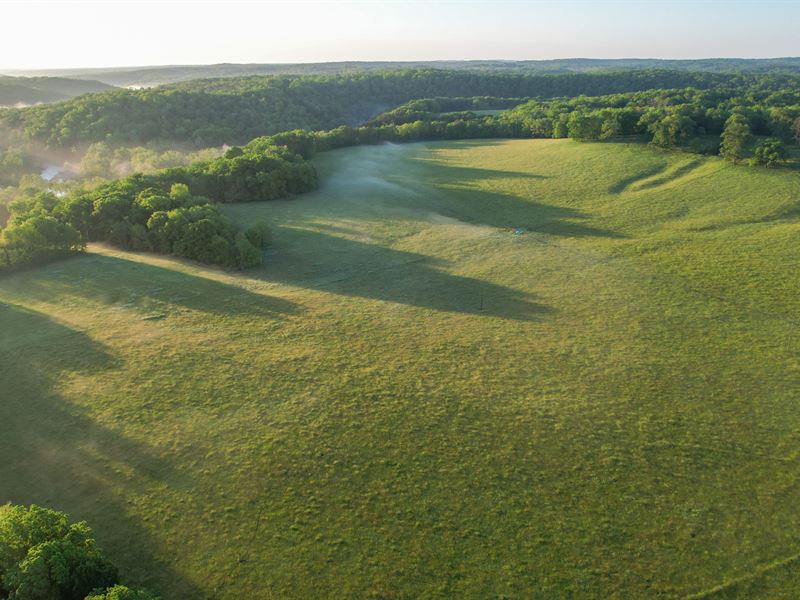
[0,504,157,600]
[720,114,751,163]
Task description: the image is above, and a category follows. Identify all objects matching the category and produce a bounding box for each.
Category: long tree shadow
[409,163,550,182]
[398,168,625,239]
[11,253,299,319]
[438,184,625,238]
[0,302,204,598]
[255,226,552,321]
[608,162,670,194]
[309,142,625,240]
[635,158,703,190]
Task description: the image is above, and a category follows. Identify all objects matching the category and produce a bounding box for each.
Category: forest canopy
[0,69,744,147]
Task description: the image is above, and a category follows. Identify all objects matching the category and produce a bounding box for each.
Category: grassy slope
[1,139,799,599]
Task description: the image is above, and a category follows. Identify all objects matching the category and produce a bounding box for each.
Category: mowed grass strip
[1,139,800,599]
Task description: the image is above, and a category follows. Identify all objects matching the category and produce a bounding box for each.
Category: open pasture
[2,139,800,598]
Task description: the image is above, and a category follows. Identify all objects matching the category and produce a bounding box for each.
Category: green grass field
[2,139,800,598]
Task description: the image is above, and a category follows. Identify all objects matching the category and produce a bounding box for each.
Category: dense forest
[2,68,799,274]
[0,69,740,147]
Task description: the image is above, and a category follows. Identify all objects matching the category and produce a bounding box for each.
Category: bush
[235,232,263,268]
[244,220,272,249]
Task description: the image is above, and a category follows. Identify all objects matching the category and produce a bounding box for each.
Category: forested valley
[1,68,799,272]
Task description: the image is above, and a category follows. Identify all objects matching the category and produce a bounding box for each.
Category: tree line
[0,69,741,148]
[361,80,800,163]
[0,142,315,271]
[3,71,800,273]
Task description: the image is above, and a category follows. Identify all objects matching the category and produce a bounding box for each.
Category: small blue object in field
[514,227,525,236]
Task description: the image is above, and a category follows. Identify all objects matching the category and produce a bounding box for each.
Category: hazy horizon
[2,0,798,70]
[5,55,800,75]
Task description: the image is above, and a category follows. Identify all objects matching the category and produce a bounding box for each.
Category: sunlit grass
[1,139,799,598]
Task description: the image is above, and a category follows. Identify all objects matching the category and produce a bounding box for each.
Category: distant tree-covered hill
[0,69,741,147]
[6,57,800,87]
[0,76,114,107]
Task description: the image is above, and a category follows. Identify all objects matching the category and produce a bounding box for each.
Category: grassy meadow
[1,139,800,598]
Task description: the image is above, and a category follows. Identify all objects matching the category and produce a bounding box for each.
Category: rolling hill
[6,57,800,87]
[1,139,799,598]
[0,75,113,107]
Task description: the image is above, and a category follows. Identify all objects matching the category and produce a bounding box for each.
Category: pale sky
[1,0,798,70]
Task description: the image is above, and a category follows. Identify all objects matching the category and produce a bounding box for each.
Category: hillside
[1,139,799,598]
[0,75,113,107]
[0,69,738,147]
[6,57,800,87]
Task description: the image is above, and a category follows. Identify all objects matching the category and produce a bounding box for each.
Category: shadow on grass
[412,163,550,182]
[0,302,204,598]
[635,159,704,190]
[608,162,670,194]
[411,163,624,239]
[11,253,299,319]
[254,226,552,321]
[419,139,512,150]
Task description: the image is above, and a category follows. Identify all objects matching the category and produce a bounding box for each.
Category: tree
[85,585,159,600]
[720,114,751,163]
[0,216,83,269]
[647,112,695,147]
[0,504,118,600]
[793,116,800,145]
[78,142,113,178]
[552,116,569,139]
[566,112,602,140]
[600,115,622,140]
[6,537,119,600]
[750,138,787,168]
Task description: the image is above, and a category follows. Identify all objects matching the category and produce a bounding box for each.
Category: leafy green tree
[168,183,191,203]
[0,216,83,269]
[793,116,800,145]
[85,585,159,600]
[647,112,695,147]
[600,116,622,140]
[750,138,787,167]
[552,115,569,139]
[0,505,118,600]
[566,112,602,140]
[720,114,751,163]
[134,189,173,214]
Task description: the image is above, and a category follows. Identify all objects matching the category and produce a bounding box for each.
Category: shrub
[244,220,272,249]
[235,232,263,268]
